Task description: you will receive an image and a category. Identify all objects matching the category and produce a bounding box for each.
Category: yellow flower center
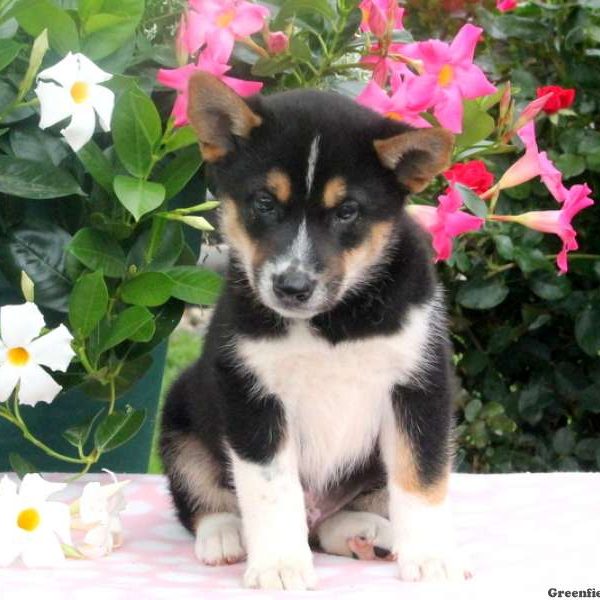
[17,508,41,532]
[7,346,30,366]
[70,81,90,104]
[438,64,454,87]
[216,9,236,28]
[385,111,404,121]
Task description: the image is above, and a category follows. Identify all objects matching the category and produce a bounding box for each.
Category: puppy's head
[188,73,453,319]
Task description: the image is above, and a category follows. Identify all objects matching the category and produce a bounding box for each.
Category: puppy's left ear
[187,72,262,162]
[374,128,454,193]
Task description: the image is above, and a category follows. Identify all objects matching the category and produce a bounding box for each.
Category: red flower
[444,160,494,195]
[536,86,576,115]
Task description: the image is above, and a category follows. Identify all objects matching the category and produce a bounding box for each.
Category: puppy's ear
[374,128,454,192]
[187,72,262,162]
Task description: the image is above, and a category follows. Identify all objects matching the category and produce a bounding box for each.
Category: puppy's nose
[273,271,316,303]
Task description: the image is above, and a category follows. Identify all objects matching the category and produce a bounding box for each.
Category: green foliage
[0,0,216,473]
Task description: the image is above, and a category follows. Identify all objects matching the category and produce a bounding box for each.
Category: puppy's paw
[397,548,472,582]
[244,555,317,590]
[317,511,394,561]
[195,513,246,566]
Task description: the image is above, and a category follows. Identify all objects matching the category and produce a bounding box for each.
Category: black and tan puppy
[160,72,468,590]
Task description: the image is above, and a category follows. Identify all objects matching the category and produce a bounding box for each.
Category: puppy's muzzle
[272,269,317,305]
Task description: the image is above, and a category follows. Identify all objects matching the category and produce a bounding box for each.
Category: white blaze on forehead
[305,135,321,195]
[290,218,311,262]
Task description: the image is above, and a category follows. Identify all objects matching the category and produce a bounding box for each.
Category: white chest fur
[235,299,439,491]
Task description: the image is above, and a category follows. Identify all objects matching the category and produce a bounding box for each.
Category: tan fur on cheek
[322,176,347,209]
[266,169,292,204]
[341,221,393,281]
[220,198,266,275]
[393,433,449,505]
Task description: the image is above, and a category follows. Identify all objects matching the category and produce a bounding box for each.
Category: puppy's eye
[253,193,276,214]
[335,200,359,223]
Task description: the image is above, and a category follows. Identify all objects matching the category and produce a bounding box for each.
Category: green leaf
[120,272,173,307]
[112,85,162,178]
[455,101,495,149]
[273,0,336,27]
[63,410,104,450]
[529,272,571,301]
[0,38,20,71]
[80,0,144,60]
[13,0,79,55]
[163,125,198,154]
[99,306,155,352]
[113,176,166,221]
[69,271,108,337]
[94,406,146,452]
[0,156,83,199]
[0,220,72,312]
[494,235,514,260]
[464,399,482,423]
[575,303,600,357]
[8,453,37,479]
[163,266,223,305]
[10,123,69,166]
[154,146,202,200]
[251,54,296,77]
[127,220,184,271]
[68,228,126,278]
[513,247,551,274]
[456,276,509,310]
[554,153,586,179]
[455,183,487,217]
[77,140,114,193]
[552,428,575,456]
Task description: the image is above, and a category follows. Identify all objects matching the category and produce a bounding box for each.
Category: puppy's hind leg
[316,509,395,562]
[160,431,245,566]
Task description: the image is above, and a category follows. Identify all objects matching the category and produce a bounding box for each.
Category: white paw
[317,511,394,560]
[195,513,246,566]
[244,555,317,590]
[397,548,472,582]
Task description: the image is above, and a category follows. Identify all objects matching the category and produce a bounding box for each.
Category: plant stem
[108,378,117,415]
[11,397,88,466]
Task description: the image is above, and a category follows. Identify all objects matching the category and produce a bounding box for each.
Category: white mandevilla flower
[73,471,128,559]
[0,302,75,406]
[34,52,115,152]
[0,473,71,567]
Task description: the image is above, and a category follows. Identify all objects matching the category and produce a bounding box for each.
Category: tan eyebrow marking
[322,176,347,209]
[266,169,292,204]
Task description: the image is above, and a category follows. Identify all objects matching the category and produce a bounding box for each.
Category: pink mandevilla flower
[185,0,269,62]
[157,47,262,126]
[497,0,517,12]
[359,0,404,38]
[361,43,419,87]
[493,122,563,200]
[407,186,485,261]
[492,184,594,273]
[356,79,431,128]
[401,24,496,133]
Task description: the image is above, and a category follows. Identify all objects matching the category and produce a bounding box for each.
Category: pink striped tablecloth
[0,472,599,600]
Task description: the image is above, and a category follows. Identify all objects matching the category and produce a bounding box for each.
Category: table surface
[1,472,599,600]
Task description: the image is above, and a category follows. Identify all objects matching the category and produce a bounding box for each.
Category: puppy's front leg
[382,360,470,582]
[230,441,316,590]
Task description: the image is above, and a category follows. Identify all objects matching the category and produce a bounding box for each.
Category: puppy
[160,72,468,590]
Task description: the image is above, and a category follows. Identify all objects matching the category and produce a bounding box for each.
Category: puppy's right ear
[187,72,262,162]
